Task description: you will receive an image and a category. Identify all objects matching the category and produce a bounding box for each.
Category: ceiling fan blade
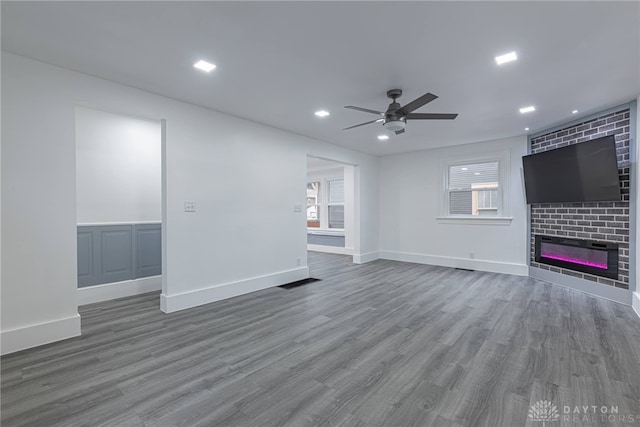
[397,93,438,116]
[405,113,458,120]
[344,106,384,115]
[342,119,382,130]
[395,129,405,135]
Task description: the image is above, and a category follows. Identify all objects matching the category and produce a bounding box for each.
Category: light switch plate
[184,201,196,212]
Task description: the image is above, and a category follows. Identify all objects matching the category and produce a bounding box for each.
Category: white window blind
[328,179,345,228]
[328,180,344,204]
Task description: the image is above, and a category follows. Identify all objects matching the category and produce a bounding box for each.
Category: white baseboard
[1,314,81,355]
[307,244,354,255]
[78,276,162,305]
[353,251,380,264]
[160,267,309,313]
[379,250,529,276]
[633,292,640,318]
[530,267,632,306]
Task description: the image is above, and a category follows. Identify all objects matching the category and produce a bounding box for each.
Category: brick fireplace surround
[529,107,631,290]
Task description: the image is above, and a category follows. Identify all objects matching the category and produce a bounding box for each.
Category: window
[307,178,345,230]
[327,179,345,229]
[447,161,500,217]
[306,181,320,227]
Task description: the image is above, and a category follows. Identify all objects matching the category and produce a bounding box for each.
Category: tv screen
[522,136,621,204]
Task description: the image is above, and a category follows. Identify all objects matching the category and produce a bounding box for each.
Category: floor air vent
[278,278,321,290]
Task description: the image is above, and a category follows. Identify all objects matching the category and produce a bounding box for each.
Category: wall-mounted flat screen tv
[522,135,621,204]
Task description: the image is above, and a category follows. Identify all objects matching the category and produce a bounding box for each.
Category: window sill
[436,216,513,226]
[307,229,345,236]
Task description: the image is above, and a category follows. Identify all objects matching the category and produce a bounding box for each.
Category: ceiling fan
[343,89,458,135]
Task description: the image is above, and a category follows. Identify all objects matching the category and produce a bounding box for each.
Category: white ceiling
[2,1,639,156]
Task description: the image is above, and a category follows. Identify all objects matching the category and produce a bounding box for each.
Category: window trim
[306,181,321,226]
[438,150,513,224]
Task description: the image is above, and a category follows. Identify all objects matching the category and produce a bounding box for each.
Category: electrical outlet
[296,257,301,266]
[293,204,302,213]
[184,201,196,212]
[469,252,475,259]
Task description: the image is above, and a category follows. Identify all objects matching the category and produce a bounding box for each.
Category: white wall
[1,52,379,353]
[76,106,161,224]
[2,54,81,354]
[378,136,528,275]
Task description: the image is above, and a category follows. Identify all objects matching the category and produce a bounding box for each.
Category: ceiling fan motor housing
[384,96,405,130]
[383,116,406,131]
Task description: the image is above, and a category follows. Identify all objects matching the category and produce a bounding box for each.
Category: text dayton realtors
[563,406,635,424]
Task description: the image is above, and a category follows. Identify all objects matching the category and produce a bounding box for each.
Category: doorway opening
[306,156,356,256]
[75,106,163,305]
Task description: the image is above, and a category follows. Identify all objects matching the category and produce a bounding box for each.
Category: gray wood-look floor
[2,253,640,427]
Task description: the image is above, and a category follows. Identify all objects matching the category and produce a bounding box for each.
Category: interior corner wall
[0,50,3,353]
[634,96,640,315]
[378,136,528,275]
[75,106,161,224]
[344,165,356,251]
[1,54,81,354]
[636,96,640,290]
[0,52,379,353]
[355,162,379,261]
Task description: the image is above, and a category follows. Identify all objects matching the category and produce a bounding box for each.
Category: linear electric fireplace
[534,235,619,279]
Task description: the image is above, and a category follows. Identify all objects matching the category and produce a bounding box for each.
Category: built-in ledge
[436,216,513,226]
[307,229,345,236]
[530,266,631,306]
[307,229,345,248]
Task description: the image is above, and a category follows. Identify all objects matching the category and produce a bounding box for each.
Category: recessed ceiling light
[314,110,330,117]
[519,106,535,114]
[525,127,530,131]
[572,110,579,114]
[474,172,481,176]
[461,167,468,171]
[193,60,216,72]
[495,51,518,65]
[377,135,389,141]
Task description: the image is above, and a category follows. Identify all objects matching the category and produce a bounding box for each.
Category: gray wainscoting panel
[101,226,134,284]
[307,234,345,247]
[77,230,96,287]
[78,223,161,288]
[135,224,162,278]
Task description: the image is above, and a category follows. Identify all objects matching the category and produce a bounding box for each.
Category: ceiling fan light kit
[343,88,458,136]
[383,118,406,132]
